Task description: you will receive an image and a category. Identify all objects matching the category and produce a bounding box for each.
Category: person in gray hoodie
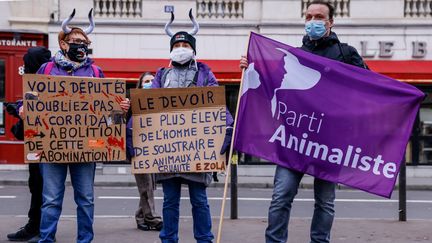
[151,10,233,243]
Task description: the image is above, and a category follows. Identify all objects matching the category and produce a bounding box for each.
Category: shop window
[419,106,432,164]
[0,59,5,135]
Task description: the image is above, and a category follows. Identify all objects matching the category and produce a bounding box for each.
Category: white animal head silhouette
[271,48,321,117]
[241,63,261,96]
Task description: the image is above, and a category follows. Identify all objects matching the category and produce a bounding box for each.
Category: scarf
[54,51,86,71]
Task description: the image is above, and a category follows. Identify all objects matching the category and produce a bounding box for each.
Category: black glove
[212,172,219,182]
[220,127,233,155]
[10,119,24,140]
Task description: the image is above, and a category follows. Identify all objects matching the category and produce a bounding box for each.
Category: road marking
[99,196,140,199]
[12,214,432,221]
[0,196,16,199]
[97,196,432,204]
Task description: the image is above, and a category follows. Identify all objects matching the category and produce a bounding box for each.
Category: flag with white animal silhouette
[234,32,424,198]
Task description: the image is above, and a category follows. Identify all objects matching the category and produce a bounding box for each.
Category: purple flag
[234,32,424,198]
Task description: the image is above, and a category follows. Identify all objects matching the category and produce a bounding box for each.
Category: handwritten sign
[23,74,126,163]
[131,86,227,174]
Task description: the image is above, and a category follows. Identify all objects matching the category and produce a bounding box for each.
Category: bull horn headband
[164,9,199,37]
[61,8,95,35]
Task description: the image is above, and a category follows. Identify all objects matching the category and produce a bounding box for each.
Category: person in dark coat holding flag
[240,1,367,243]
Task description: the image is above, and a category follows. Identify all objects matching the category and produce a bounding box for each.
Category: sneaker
[7,227,38,241]
[137,222,163,231]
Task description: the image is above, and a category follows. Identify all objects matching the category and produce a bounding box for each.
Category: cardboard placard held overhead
[131,86,227,174]
[23,74,126,163]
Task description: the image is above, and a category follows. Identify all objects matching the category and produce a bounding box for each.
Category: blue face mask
[142,82,152,89]
[305,20,327,40]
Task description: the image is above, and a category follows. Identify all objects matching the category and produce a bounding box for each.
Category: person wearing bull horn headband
[152,9,234,243]
[16,8,130,243]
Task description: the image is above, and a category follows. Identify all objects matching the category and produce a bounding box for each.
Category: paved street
[2,186,432,219]
[1,185,432,242]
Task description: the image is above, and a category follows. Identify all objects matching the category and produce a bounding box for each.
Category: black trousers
[25,163,43,233]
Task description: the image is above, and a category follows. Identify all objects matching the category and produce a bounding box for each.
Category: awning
[94,58,432,84]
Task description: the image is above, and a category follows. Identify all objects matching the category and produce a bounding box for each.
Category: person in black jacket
[240,1,367,243]
[300,15,367,69]
[7,47,51,243]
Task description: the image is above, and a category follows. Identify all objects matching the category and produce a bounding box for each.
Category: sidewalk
[1,216,431,243]
[1,164,432,242]
[1,164,432,190]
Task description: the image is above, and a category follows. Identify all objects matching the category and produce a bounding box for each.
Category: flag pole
[216,32,251,243]
[215,69,244,243]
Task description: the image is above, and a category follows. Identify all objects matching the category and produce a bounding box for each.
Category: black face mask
[66,43,88,62]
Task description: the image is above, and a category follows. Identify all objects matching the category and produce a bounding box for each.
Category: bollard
[230,151,238,219]
[230,163,238,219]
[398,156,406,221]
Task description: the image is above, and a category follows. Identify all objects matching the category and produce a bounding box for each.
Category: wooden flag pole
[216,56,248,243]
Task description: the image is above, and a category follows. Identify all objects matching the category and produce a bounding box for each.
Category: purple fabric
[37,57,104,78]
[234,32,424,198]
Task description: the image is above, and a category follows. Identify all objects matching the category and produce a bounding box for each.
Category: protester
[6,47,51,243]
[126,72,163,231]
[18,9,130,243]
[152,9,233,243]
[240,1,368,243]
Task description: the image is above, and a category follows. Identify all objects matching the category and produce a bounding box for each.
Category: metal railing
[301,0,350,18]
[196,0,244,19]
[94,0,142,18]
[405,0,432,17]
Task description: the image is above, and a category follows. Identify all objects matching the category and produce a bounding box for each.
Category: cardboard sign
[131,86,227,174]
[23,74,126,163]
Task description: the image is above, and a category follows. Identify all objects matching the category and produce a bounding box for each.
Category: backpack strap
[43,61,55,75]
[91,64,100,77]
[161,67,172,87]
[188,62,205,87]
[338,42,370,70]
[337,42,351,64]
[188,70,200,87]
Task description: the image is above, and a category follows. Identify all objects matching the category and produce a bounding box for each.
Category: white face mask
[170,47,194,64]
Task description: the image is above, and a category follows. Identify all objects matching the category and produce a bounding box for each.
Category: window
[0,59,5,135]
[197,0,244,19]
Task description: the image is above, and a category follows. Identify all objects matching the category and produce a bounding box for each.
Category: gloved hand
[220,127,233,155]
[212,172,219,182]
[126,119,134,161]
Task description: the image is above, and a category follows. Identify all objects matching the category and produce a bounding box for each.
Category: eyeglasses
[65,38,91,46]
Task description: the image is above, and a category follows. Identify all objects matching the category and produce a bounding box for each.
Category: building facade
[0,0,431,164]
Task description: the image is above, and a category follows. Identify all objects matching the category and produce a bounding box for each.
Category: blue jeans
[265,165,336,243]
[159,178,214,243]
[38,163,96,243]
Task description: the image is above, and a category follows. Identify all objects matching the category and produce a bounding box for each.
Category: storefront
[1,41,431,164]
